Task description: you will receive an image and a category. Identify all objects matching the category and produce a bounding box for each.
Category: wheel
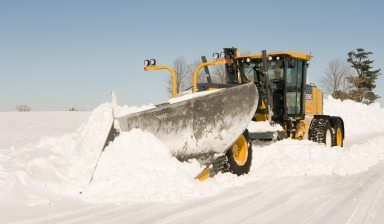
[332,121,344,147]
[226,130,252,176]
[308,118,333,147]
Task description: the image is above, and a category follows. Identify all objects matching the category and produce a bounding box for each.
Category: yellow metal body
[336,128,343,146]
[238,51,313,61]
[195,166,211,181]
[294,120,306,140]
[289,85,324,139]
[305,86,323,116]
[231,134,249,166]
[254,100,268,121]
[302,85,324,138]
[144,65,178,97]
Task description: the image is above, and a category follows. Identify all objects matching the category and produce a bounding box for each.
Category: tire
[226,130,252,176]
[309,118,333,147]
[332,121,344,147]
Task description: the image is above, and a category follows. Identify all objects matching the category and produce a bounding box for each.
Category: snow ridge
[0,97,383,206]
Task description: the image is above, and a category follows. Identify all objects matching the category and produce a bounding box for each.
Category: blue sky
[1,0,383,111]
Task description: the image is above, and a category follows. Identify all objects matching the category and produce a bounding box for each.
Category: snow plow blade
[115,83,258,161]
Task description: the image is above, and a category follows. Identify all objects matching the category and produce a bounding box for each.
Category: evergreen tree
[346,48,380,104]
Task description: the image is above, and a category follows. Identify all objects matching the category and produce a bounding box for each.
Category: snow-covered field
[1,97,384,224]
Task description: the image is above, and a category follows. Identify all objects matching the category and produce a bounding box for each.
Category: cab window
[286,60,304,115]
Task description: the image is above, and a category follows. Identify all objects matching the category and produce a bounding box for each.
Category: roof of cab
[238,51,313,61]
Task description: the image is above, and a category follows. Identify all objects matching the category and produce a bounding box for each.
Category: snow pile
[0,163,4,178]
[1,96,384,206]
[239,96,384,182]
[113,104,156,118]
[249,137,384,180]
[66,103,114,186]
[324,96,384,138]
[0,103,220,205]
[247,121,283,132]
[244,97,384,180]
[168,89,222,104]
[0,104,115,207]
[0,111,89,149]
[82,130,212,203]
[0,139,67,207]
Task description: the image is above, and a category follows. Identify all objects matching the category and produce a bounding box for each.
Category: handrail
[144,65,178,97]
[192,59,227,93]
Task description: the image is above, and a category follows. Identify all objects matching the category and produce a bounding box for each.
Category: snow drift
[0,97,384,206]
[82,130,211,203]
[324,96,384,138]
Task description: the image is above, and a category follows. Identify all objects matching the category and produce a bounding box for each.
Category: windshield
[267,60,284,80]
[242,60,284,82]
[243,62,259,82]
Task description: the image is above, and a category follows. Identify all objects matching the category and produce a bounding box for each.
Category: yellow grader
[95,48,345,182]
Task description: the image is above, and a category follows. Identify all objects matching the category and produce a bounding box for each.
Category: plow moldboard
[116,83,258,159]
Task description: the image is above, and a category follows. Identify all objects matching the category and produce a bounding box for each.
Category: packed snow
[113,104,156,118]
[82,130,208,203]
[247,120,283,132]
[168,89,222,104]
[1,97,384,223]
[324,96,384,137]
[0,111,90,149]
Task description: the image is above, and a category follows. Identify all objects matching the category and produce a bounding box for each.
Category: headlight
[245,58,251,63]
[144,60,150,67]
[220,52,225,59]
[213,52,219,60]
[150,59,156,66]
[268,56,273,61]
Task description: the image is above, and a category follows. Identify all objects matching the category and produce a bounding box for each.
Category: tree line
[321,48,380,104]
[15,105,81,112]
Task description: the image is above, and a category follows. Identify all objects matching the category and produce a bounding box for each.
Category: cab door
[284,58,306,119]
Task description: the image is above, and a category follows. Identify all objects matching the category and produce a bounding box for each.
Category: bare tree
[212,64,226,84]
[189,60,207,84]
[168,57,214,96]
[69,107,78,111]
[321,59,353,98]
[189,60,229,87]
[167,56,191,96]
[16,104,31,112]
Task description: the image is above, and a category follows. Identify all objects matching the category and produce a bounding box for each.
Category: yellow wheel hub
[336,128,342,146]
[232,135,248,166]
